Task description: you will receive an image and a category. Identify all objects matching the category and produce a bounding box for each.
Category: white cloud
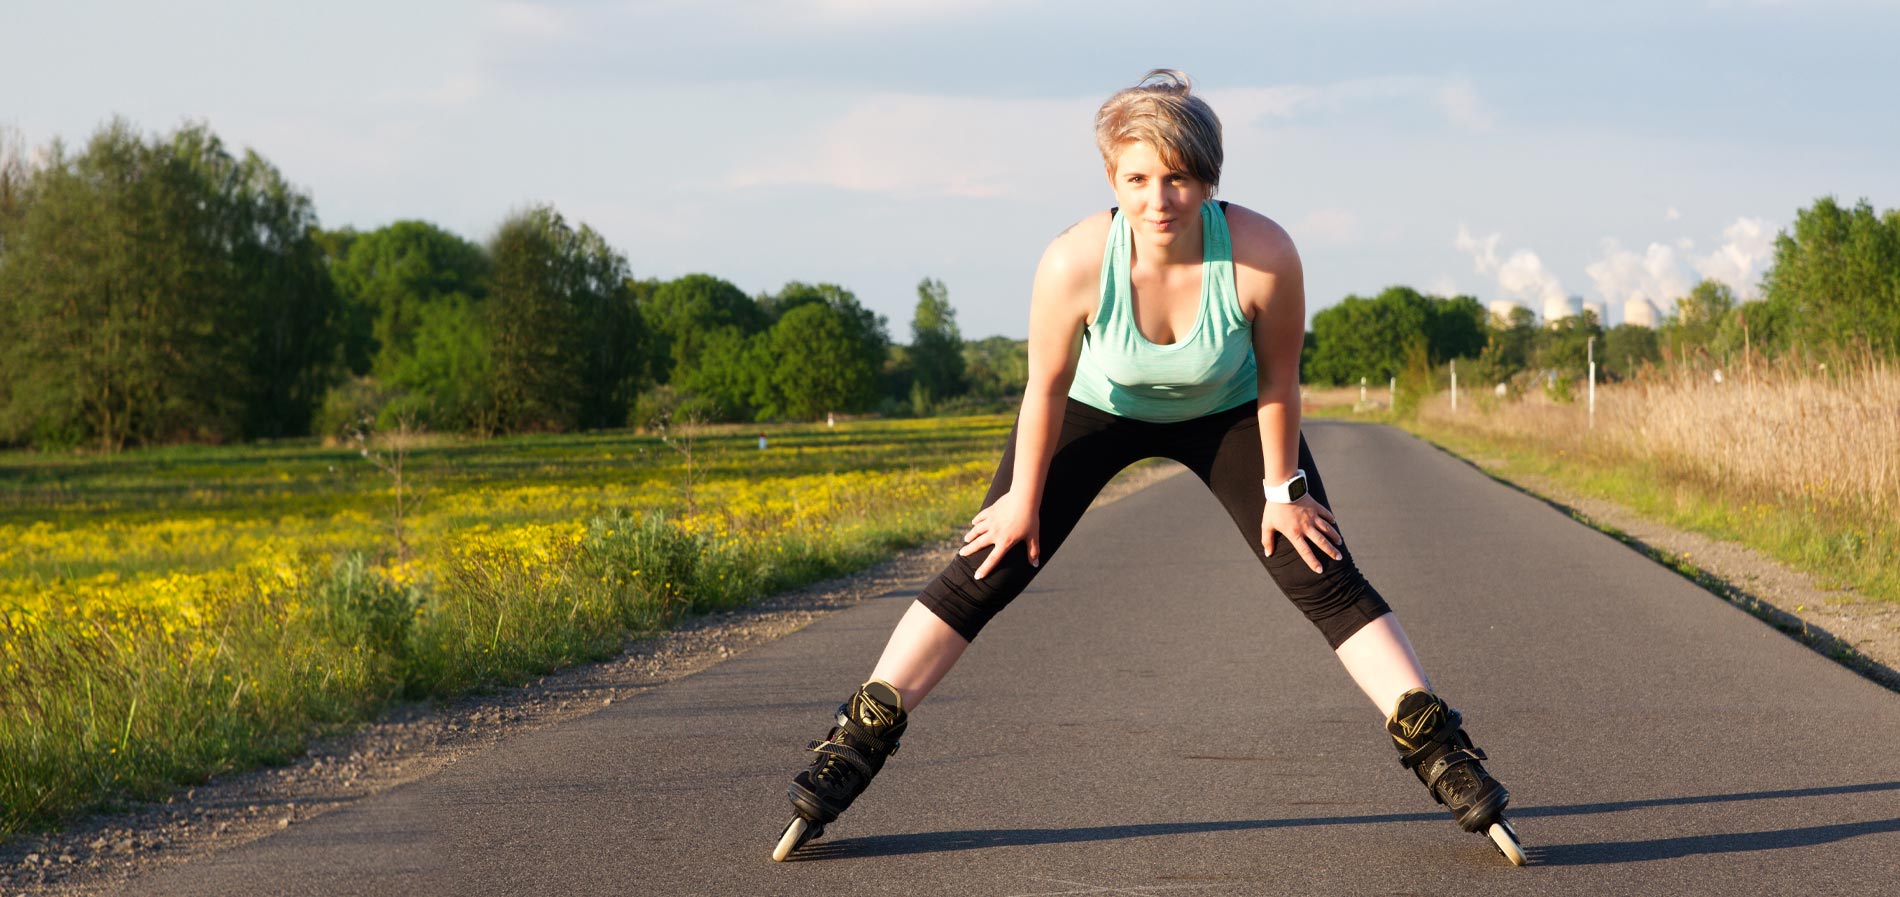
[1455,225,1567,308]
[802,0,1010,24]
[1295,208,1360,246]
[1435,78,1494,132]
[1453,224,1501,272]
[374,73,484,107]
[483,2,573,42]
[1579,216,1777,315]
[1692,216,1776,300]
[726,93,1092,199]
[1209,75,1494,133]
[1585,239,1695,313]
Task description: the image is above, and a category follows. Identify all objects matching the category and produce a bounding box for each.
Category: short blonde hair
[1095,69,1223,191]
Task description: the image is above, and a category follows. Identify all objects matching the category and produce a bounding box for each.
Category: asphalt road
[119,420,1900,897]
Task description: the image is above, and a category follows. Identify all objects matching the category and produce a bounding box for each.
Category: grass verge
[1,417,1006,838]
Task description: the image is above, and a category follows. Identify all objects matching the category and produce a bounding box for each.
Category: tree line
[0,120,1028,451]
[4,119,1889,451]
[1300,195,1900,392]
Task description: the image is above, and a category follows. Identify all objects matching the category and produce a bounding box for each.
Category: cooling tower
[1624,297,1659,328]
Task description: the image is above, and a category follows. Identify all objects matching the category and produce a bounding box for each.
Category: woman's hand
[959,491,1041,581]
[1262,495,1343,574]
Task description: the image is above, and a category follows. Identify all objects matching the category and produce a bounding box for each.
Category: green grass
[1400,418,1900,607]
[1,416,1012,838]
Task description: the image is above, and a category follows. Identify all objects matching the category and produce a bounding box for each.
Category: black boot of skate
[1386,688,1526,864]
[773,680,908,861]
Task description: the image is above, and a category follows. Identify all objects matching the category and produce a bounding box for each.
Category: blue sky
[5,1,1896,339]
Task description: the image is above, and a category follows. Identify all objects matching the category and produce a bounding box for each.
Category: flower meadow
[0,416,1011,837]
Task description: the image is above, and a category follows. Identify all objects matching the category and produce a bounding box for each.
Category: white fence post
[1587,336,1596,429]
[1450,359,1458,413]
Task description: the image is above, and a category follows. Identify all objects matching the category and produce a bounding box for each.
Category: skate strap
[807,740,875,778]
[1399,736,1485,768]
[1394,709,1467,770]
[837,716,901,757]
[1420,747,1487,791]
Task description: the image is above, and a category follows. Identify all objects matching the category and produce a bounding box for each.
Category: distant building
[1487,300,1522,327]
[1582,301,1606,325]
[1624,296,1659,328]
[1543,294,1580,325]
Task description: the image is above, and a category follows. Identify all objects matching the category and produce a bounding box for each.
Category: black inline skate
[1385,688,1525,865]
[772,679,909,861]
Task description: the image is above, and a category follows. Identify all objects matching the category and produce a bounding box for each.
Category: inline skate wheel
[773,817,815,862]
[1487,820,1526,866]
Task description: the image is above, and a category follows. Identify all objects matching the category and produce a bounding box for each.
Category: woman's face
[1106,140,1210,245]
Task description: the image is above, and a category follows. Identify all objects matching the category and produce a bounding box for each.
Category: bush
[629,386,683,432]
[313,376,393,443]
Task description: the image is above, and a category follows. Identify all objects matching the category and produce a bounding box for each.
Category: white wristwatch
[1264,470,1308,504]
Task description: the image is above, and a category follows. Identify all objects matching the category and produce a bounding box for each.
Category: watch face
[1289,476,1307,502]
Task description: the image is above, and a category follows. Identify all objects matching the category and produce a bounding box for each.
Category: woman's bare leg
[868,600,971,709]
[1333,612,1431,718]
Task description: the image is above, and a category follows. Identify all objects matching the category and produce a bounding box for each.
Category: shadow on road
[1531,816,1900,866]
[783,780,1900,866]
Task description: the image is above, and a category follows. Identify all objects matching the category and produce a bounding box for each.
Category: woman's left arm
[1236,210,1343,573]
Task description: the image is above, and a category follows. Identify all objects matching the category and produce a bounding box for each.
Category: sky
[4,0,1897,339]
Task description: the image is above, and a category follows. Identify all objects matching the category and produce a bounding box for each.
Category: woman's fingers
[958,527,988,556]
[1293,537,1322,574]
[972,535,1015,580]
[1312,519,1343,558]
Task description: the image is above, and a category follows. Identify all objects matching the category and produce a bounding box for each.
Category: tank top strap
[1091,207,1132,331]
[1201,199,1245,331]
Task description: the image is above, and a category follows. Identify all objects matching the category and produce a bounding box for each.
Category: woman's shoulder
[1220,202,1300,273]
[1034,209,1115,288]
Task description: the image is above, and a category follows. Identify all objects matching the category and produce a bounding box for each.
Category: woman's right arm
[959,219,1099,580]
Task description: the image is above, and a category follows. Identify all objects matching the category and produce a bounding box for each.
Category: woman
[773,70,1524,865]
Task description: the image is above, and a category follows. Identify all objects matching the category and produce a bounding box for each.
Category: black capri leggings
[918,398,1392,648]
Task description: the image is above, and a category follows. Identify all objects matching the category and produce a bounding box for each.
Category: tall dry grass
[1418,350,1899,521]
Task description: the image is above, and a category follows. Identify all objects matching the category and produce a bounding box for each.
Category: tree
[676,327,768,421]
[1427,295,1489,364]
[1535,310,1603,375]
[1601,323,1660,381]
[1662,279,1736,359]
[1760,196,1900,356]
[1306,286,1481,386]
[203,134,346,440]
[385,295,492,430]
[962,336,1029,401]
[484,205,639,433]
[642,274,766,383]
[908,277,966,405]
[326,220,488,379]
[756,297,887,420]
[0,120,339,448]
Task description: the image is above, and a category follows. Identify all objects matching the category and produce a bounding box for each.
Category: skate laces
[810,745,865,794]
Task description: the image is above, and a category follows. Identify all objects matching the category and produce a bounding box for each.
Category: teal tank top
[1068,199,1258,422]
